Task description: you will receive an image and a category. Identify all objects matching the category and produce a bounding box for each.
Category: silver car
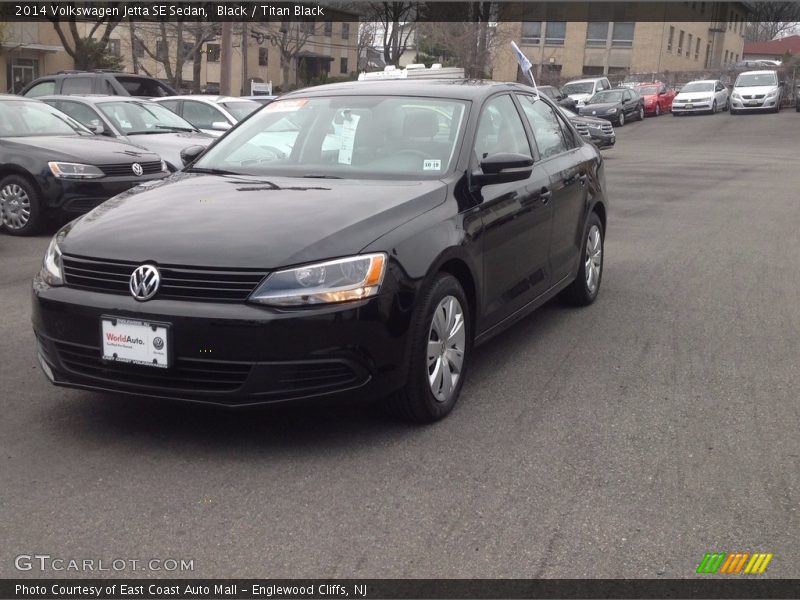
[153,96,262,136]
[671,80,729,115]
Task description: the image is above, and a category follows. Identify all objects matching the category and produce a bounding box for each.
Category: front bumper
[32,276,414,407]
[730,97,780,111]
[671,102,713,113]
[40,173,168,214]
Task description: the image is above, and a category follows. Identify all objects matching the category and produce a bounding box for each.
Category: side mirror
[180,145,206,167]
[91,125,106,135]
[472,153,533,186]
[211,121,232,132]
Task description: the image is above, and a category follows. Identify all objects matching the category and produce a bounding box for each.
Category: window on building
[705,42,711,68]
[677,30,684,55]
[206,43,220,62]
[544,21,566,45]
[259,47,268,66]
[724,50,729,64]
[542,63,562,78]
[686,34,692,58]
[324,21,332,36]
[586,22,609,47]
[108,39,120,57]
[340,57,348,74]
[156,39,168,61]
[611,22,634,47]
[582,65,605,76]
[695,38,701,60]
[608,66,628,76]
[133,38,145,58]
[667,26,674,52]
[700,3,705,14]
[521,21,542,44]
[341,23,350,39]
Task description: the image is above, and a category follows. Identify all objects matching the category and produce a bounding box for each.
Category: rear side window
[61,77,94,95]
[182,101,224,130]
[24,80,56,97]
[116,77,174,97]
[158,100,179,113]
[58,101,104,130]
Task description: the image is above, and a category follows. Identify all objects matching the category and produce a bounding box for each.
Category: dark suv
[20,72,176,99]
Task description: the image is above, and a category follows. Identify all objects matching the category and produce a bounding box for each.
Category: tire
[560,212,604,306]
[617,112,625,127]
[637,105,645,121]
[655,104,661,117]
[0,175,43,236]
[384,273,471,423]
[723,98,730,111]
[710,101,717,115]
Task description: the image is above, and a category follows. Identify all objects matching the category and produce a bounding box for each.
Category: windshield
[191,95,469,180]
[97,101,196,134]
[588,90,623,104]
[562,82,595,95]
[0,100,92,137]
[735,72,778,88]
[637,86,660,95]
[221,100,261,121]
[680,82,715,93]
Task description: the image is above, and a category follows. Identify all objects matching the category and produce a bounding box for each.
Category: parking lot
[1,108,799,578]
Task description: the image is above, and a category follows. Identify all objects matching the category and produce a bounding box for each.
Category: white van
[561,77,612,107]
[730,70,783,113]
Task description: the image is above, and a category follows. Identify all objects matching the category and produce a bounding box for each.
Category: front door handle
[578,173,588,186]
[540,187,552,204]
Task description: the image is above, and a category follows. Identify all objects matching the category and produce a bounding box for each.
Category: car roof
[0,94,43,102]
[154,95,254,103]
[36,94,160,104]
[736,69,777,76]
[565,77,607,84]
[280,79,536,101]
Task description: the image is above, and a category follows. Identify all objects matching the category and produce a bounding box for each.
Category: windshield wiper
[155,125,196,132]
[302,174,342,179]
[186,167,243,176]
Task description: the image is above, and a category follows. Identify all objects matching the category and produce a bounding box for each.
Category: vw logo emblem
[129,264,160,301]
[131,163,144,176]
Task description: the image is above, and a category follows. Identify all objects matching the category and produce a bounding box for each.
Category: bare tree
[49,4,122,69]
[368,2,418,66]
[135,22,219,91]
[416,2,506,78]
[251,22,316,89]
[745,2,800,42]
[357,20,378,71]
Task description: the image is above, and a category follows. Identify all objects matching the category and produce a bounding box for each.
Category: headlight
[40,234,64,286]
[161,160,169,172]
[765,89,777,98]
[732,92,741,99]
[249,253,387,306]
[48,162,104,179]
[607,108,617,114]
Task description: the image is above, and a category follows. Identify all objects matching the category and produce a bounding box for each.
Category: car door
[518,94,589,283]
[714,81,728,106]
[474,93,553,328]
[622,89,636,119]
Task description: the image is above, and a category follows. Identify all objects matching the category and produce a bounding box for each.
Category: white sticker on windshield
[337,113,361,165]
[423,159,441,171]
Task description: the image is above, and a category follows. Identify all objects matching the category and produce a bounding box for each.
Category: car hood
[572,113,611,126]
[675,91,715,101]
[2,135,160,163]
[60,173,448,268]
[567,93,593,104]
[733,85,778,95]
[121,131,214,169]
[580,102,621,114]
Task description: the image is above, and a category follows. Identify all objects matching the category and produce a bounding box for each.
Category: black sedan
[32,80,608,422]
[39,96,215,171]
[579,88,644,126]
[0,96,167,235]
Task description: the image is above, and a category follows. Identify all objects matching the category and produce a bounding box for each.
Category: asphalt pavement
[1,108,798,579]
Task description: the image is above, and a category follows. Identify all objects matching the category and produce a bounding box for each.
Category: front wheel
[0,175,42,236]
[723,98,730,111]
[560,212,604,306]
[710,101,717,115]
[384,274,471,423]
[655,104,661,117]
[637,106,645,121]
[617,112,625,127]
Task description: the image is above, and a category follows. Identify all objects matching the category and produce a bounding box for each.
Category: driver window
[518,95,569,159]
[473,95,531,162]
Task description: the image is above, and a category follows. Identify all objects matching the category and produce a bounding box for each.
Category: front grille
[600,123,614,134]
[270,362,361,394]
[574,122,589,137]
[97,161,163,177]
[62,254,268,302]
[54,340,252,393]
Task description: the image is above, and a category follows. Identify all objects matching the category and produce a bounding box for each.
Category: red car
[635,82,676,116]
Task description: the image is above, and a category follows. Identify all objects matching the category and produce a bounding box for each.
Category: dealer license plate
[685,103,693,109]
[101,317,169,368]
[747,100,760,106]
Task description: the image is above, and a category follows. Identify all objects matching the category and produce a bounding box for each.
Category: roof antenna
[511,41,539,99]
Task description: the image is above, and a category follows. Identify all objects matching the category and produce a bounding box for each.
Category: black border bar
[3,579,800,599]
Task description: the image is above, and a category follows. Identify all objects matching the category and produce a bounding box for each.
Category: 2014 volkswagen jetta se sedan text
[33,81,608,422]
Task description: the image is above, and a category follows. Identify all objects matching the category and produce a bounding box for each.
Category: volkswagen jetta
[32,81,608,422]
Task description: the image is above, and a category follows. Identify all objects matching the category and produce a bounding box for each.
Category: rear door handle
[578,173,588,186]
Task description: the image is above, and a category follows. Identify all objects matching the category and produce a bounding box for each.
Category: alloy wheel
[0,183,31,231]
[427,295,466,403]
[655,104,661,116]
[639,106,644,120]
[618,113,625,126]
[585,225,602,294]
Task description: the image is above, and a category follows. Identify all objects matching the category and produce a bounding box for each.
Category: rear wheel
[384,274,471,423]
[0,175,42,236]
[560,212,604,306]
[637,105,645,121]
